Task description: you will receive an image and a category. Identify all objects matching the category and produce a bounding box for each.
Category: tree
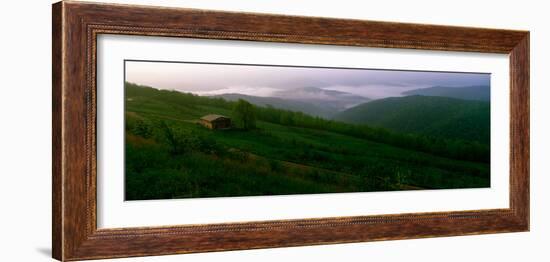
[233,99,256,130]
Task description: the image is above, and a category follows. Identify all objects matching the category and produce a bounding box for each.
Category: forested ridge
[124,82,490,200]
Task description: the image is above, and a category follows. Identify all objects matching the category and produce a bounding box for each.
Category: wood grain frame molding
[52,1,529,261]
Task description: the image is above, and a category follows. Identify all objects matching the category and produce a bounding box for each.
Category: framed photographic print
[52,1,529,261]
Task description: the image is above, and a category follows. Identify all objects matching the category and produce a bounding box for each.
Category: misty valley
[124,81,490,200]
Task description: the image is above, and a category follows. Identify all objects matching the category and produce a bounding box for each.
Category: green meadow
[124,82,490,200]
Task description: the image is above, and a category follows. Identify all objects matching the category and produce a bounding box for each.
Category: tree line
[126,82,489,163]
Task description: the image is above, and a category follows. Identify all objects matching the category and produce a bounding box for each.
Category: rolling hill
[334,95,490,144]
[124,82,489,200]
[214,87,370,118]
[215,93,336,118]
[402,85,490,101]
[272,86,370,111]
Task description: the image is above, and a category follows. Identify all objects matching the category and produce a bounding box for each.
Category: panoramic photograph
[124,60,491,201]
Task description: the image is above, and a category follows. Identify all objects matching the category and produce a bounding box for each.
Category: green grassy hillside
[334,95,490,144]
[124,83,490,200]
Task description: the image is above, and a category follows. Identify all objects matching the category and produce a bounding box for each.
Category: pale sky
[125,60,490,99]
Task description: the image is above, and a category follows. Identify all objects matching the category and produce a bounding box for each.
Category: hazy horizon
[125,60,490,99]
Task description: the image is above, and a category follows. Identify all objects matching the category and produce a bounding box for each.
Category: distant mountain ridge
[402,85,490,101]
[214,86,370,118]
[273,86,370,110]
[214,93,336,118]
[334,95,490,143]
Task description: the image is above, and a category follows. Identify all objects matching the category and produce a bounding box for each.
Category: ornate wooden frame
[52,1,530,261]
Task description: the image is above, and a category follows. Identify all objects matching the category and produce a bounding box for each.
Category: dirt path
[236,148,359,180]
[230,148,426,190]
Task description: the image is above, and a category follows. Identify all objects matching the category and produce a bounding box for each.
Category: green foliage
[232,99,257,130]
[254,102,489,163]
[334,95,490,144]
[131,119,153,138]
[156,120,222,155]
[123,82,490,200]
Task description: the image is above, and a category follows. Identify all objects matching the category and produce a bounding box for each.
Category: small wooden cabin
[199,114,231,130]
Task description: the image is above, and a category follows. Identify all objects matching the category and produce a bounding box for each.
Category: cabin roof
[200,114,229,122]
